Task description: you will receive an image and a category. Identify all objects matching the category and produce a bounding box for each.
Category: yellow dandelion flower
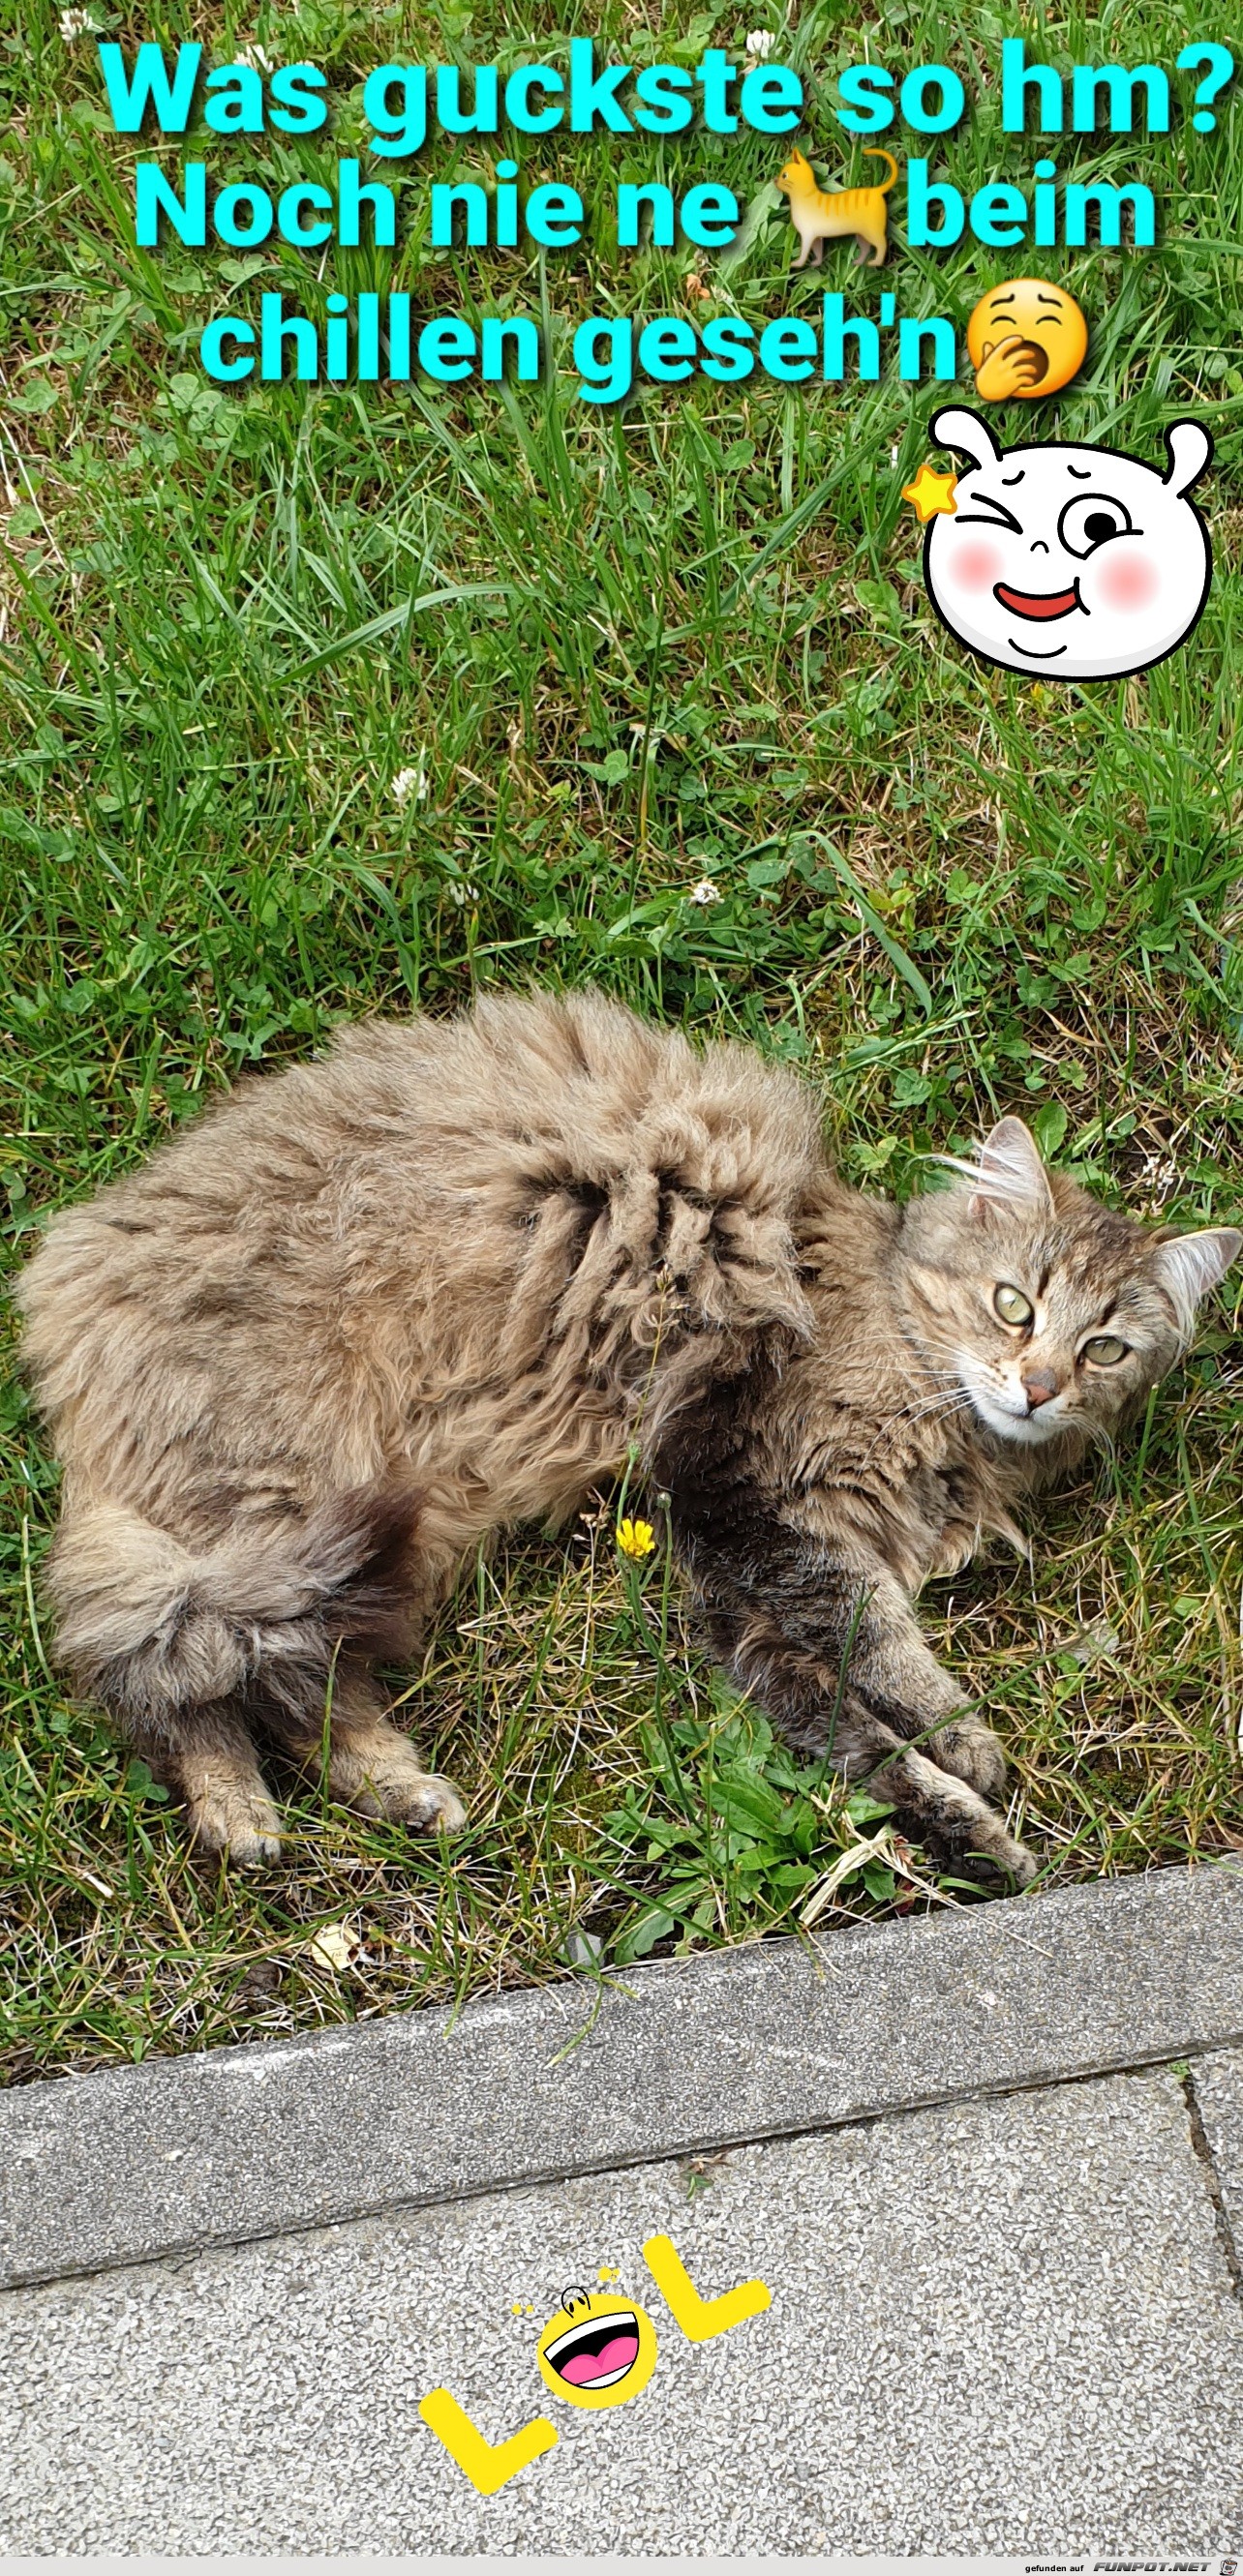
[617,1516,655,1560]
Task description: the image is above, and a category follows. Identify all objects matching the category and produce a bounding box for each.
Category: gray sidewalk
[2,1865,1242,2556]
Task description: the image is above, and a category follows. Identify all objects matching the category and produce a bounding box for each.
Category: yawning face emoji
[922,407,1213,680]
[966,280,1087,402]
[535,2286,659,2411]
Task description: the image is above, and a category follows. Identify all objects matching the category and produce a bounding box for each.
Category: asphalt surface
[3,2064,1241,2556]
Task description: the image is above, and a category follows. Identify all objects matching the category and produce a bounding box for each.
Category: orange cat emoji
[775,146,897,269]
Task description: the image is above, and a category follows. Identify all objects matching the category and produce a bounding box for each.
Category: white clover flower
[1138,1148,1180,1205]
[688,877,723,905]
[745,28,774,56]
[59,8,99,36]
[391,760,428,806]
[234,41,274,71]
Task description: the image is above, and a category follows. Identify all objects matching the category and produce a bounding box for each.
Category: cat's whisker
[873,1395,940,1433]
[922,1153,986,1186]
[1078,1416,1118,1468]
[872,1385,970,1429]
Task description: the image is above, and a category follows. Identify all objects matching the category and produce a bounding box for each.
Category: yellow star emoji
[901,463,957,523]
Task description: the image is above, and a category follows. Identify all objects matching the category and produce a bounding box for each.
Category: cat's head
[775,149,814,195]
[895,1117,1240,1450]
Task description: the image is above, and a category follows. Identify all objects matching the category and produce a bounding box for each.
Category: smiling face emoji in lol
[920,407,1214,680]
[535,2286,659,2411]
[967,281,1087,402]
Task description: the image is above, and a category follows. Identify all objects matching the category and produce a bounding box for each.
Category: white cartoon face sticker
[921,408,1213,680]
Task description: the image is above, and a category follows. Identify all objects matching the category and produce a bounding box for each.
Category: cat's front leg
[753,1546,1011,1803]
[923,1519,981,1580]
[859,1589,1016,1803]
[672,1520,1034,1890]
[839,1708,1036,1891]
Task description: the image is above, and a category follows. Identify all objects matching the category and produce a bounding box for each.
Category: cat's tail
[864,149,899,193]
[44,1480,422,1743]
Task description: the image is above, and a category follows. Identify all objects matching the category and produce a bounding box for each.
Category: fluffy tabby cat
[17,989,1239,1888]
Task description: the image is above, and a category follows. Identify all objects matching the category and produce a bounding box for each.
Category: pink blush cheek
[946,537,1004,592]
[1095,549,1160,611]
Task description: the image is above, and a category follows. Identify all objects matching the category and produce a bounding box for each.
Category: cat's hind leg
[43,1478,436,1861]
[178,1717,285,1865]
[134,1698,283,1866]
[324,1667,467,1832]
[258,1662,467,1834]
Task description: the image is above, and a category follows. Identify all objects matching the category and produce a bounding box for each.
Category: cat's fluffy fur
[17,987,1239,1886]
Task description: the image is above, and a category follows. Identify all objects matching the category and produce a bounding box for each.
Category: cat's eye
[993,1283,1033,1327]
[1080,1333,1128,1366]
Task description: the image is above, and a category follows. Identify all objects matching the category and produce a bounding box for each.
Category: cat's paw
[927,1713,1007,1800]
[330,1729,467,1834]
[186,1775,283,1867]
[892,1748,1036,1894]
[937,1821,1037,1894]
[395,1769,468,1835]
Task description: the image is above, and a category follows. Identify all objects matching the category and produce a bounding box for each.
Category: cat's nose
[1022,1369,1059,1410]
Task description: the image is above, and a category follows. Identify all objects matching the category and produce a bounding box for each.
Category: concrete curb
[1193,2042,1243,2251]
[3,1861,1241,2291]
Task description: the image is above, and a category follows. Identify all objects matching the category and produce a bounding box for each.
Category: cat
[775,146,898,269]
[16,988,1238,1890]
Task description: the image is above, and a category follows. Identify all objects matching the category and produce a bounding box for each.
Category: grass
[2,0,1242,2083]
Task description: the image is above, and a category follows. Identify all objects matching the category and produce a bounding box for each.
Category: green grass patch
[2,0,1241,2081]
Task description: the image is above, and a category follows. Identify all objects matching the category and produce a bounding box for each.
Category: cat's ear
[968,1117,1054,1225]
[1149,1227,1242,1334]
